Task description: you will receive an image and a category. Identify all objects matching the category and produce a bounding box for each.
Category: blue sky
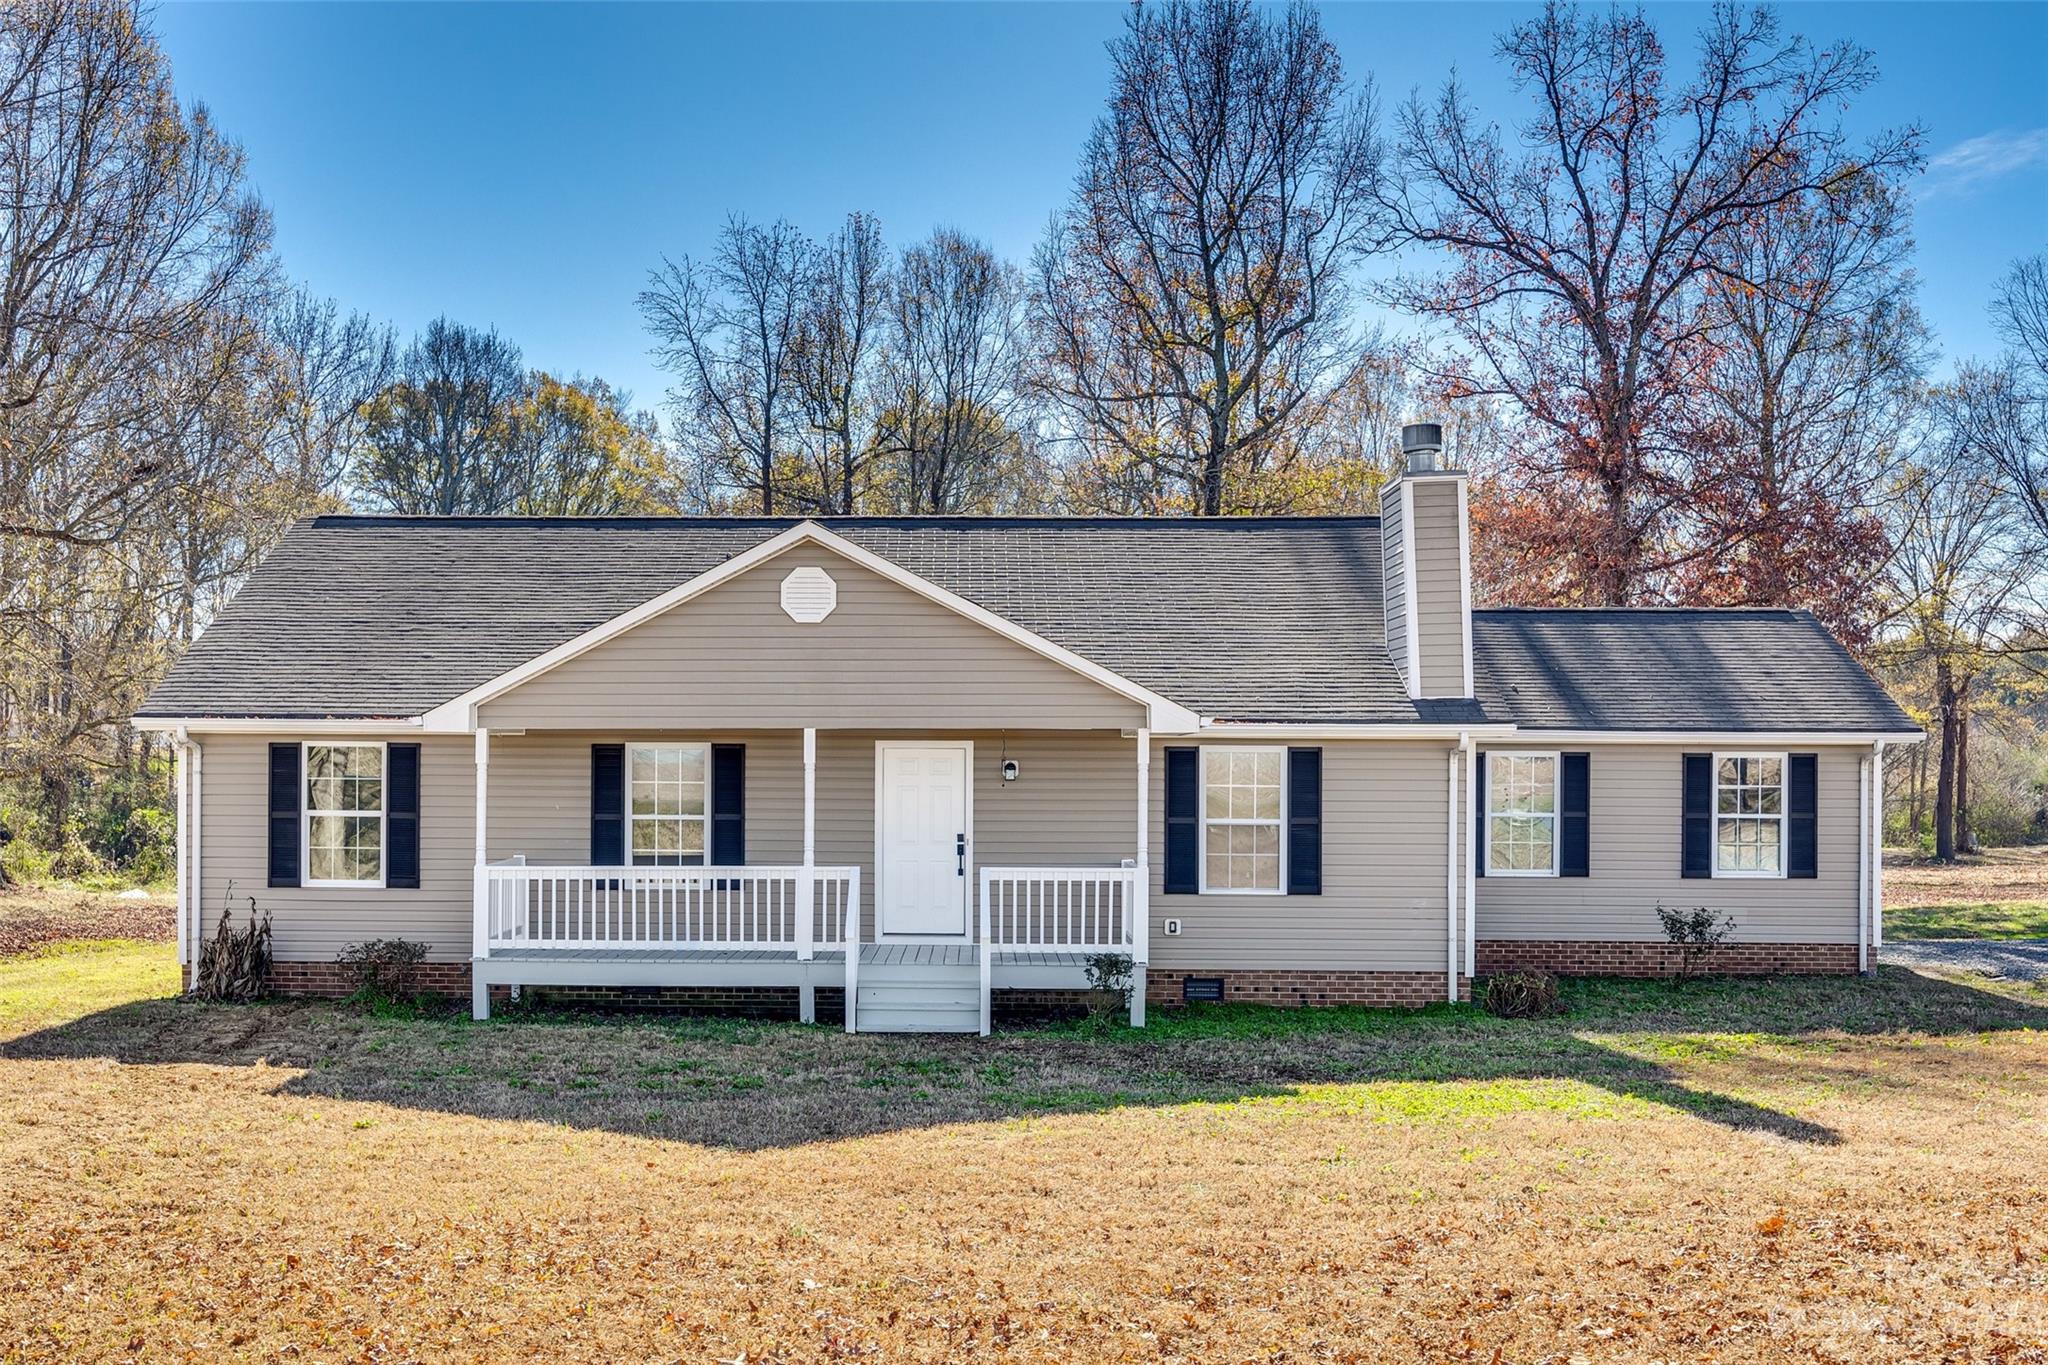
[155,2,2048,420]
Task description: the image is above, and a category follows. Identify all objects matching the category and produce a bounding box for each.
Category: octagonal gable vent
[779,566,838,622]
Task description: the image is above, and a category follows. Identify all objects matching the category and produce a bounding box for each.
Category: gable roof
[1473,608,1915,733]
[136,514,1429,725]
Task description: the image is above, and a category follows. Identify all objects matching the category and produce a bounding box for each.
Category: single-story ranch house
[134,426,1918,1032]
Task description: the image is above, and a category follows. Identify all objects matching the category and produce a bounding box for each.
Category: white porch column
[173,738,188,971]
[1131,727,1150,1028]
[798,727,817,1023]
[190,736,203,991]
[471,728,491,1020]
[1858,754,1872,974]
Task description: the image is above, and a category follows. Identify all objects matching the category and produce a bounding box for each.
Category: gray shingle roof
[137,515,1422,723]
[1472,608,1914,733]
[138,516,1913,733]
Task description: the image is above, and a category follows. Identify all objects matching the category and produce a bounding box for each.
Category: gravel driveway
[1882,939,2048,983]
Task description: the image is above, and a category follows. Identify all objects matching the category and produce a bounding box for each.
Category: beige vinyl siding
[1475,744,1865,944]
[1408,478,1468,697]
[1380,487,1409,685]
[194,734,476,962]
[478,546,1145,731]
[1150,739,1454,974]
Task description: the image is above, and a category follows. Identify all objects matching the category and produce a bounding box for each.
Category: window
[1486,752,1558,875]
[1201,747,1284,893]
[304,743,384,886]
[629,744,707,866]
[1715,753,1785,876]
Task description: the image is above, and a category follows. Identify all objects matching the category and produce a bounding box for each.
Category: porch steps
[855,959,982,1033]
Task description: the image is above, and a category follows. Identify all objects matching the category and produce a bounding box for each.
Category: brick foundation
[248,959,475,998]
[1146,969,1469,1009]
[1476,940,1859,977]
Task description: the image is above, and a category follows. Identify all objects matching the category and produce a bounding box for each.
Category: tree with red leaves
[1380,2,1922,606]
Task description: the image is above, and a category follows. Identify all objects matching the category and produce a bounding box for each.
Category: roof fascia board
[416,520,1201,733]
[1489,729,1922,746]
[132,717,426,735]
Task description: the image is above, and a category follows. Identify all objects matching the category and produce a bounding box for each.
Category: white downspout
[1446,747,1460,1003]
[1858,753,1872,974]
[1460,732,1476,979]
[1872,742,1887,958]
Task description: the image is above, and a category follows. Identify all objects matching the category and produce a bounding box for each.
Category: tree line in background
[1,0,2042,885]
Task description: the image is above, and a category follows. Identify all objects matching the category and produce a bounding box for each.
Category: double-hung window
[304,742,384,887]
[1486,753,1558,875]
[629,743,708,866]
[1200,746,1285,893]
[1715,754,1785,876]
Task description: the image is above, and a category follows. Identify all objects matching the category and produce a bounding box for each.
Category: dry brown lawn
[0,885,173,957]
[2,937,2045,1362]
[1885,845,2048,911]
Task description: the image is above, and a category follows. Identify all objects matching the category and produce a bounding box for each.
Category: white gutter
[133,717,424,735]
[1495,728,1923,747]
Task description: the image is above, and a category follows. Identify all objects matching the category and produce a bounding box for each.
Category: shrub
[1483,969,1563,1019]
[1082,952,1134,1020]
[1656,904,1736,980]
[195,884,272,1001]
[336,938,431,1004]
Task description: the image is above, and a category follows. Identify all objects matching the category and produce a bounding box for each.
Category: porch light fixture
[1001,759,1019,782]
[779,566,837,622]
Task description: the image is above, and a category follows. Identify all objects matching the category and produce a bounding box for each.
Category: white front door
[877,742,971,936]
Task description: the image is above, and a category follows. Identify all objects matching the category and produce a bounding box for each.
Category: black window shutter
[590,744,625,865]
[1559,752,1590,878]
[1473,753,1487,878]
[711,744,746,866]
[1787,753,1818,879]
[268,743,301,888]
[1682,753,1712,878]
[1164,747,1199,894]
[1286,747,1322,895]
[386,744,421,889]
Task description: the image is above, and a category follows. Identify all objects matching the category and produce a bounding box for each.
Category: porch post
[798,727,817,1023]
[1872,743,1886,954]
[1446,748,1460,1004]
[471,727,491,1020]
[1462,735,1476,979]
[173,738,188,971]
[1132,727,1150,1027]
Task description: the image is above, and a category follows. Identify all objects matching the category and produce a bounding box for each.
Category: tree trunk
[1953,692,1973,856]
[1932,663,1959,863]
[1908,739,1929,841]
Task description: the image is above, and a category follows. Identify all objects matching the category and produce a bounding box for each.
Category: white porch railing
[977,864,1148,1034]
[476,860,859,958]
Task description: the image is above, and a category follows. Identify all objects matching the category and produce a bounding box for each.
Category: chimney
[1381,422,1473,699]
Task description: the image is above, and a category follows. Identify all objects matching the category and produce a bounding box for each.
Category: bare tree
[1683,170,1931,647]
[875,229,1039,514]
[1032,0,1384,515]
[1979,254,2048,550]
[787,213,888,514]
[0,0,272,549]
[352,318,526,515]
[1381,2,1921,603]
[639,217,810,513]
[263,287,394,497]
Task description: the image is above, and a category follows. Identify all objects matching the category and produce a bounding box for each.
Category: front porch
[467,726,1153,1033]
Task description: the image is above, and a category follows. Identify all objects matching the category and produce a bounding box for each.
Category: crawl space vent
[779,566,838,622]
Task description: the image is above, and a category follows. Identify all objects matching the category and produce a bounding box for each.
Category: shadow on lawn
[6,968,2042,1152]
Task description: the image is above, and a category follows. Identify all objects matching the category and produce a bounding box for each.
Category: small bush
[1657,904,1736,980]
[195,884,272,1001]
[1483,969,1563,1019]
[1082,952,1134,1020]
[337,938,431,1004]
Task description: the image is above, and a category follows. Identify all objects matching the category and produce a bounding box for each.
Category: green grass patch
[0,939,178,1035]
[1886,901,2048,941]
[1217,1077,1647,1123]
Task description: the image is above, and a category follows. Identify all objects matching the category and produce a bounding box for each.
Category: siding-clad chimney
[1381,423,1473,699]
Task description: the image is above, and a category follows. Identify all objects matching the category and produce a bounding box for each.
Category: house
[133,425,1918,1032]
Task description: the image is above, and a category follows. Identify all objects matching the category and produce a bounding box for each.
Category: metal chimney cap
[1401,422,1445,472]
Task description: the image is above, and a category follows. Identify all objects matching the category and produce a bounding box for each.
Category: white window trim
[1712,750,1789,880]
[301,740,387,889]
[627,741,711,868]
[1483,750,1561,878]
[1197,745,1288,896]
